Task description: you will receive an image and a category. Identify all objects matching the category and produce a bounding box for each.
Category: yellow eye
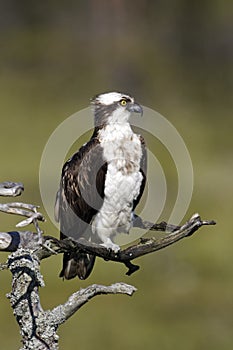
[120,99,127,106]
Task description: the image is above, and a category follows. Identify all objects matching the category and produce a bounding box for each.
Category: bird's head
[91,91,143,128]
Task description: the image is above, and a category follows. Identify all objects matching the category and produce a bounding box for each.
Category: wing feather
[59,137,106,241]
[57,137,106,280]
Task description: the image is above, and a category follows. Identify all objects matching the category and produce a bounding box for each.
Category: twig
[133,214,180,232]
[0,181,24,197]
[0,202,44,228]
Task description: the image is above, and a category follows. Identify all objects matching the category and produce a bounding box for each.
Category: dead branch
[7,247,135,350]
[0,213,216,275]
[0,182,137,349]
[50,283,136,325]
[43,212,215,275]
[0,181,216,349]
[0,181,24,197]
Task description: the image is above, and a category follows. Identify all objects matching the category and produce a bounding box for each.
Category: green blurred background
[0,1,232,349]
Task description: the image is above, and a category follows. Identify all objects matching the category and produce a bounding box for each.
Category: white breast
[92,123,143,251]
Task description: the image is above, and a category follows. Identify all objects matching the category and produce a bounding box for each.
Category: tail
[59,252,96,280]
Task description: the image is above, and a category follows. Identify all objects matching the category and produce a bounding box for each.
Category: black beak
[127,102,143,116]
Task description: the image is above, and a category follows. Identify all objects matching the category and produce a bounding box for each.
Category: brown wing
[59,137,106,240]
[57,137,107,279]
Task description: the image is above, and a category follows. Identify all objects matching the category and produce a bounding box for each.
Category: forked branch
[0,182,137,350]
[0,182,216,275]
[37,212,215,275]
[0,211,215,276]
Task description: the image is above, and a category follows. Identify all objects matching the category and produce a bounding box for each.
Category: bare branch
[50,283,136,325]
[0,192,45,245]
[7,248,136,349]
[0,213,215,276]
[0,231,40,251]
[40,212,215,276]
[0,181,216,276]
[132,214,180,232]
[0,202,45,228]
[0,181,24,197]
[0,180,216,349]
[0,181,138,349]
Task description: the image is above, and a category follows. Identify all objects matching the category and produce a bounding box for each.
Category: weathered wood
[0,181,216,349]
[0,181,24,197]
[0,213,215,276]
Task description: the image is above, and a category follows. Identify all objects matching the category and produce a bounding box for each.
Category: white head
[91,91,143,127]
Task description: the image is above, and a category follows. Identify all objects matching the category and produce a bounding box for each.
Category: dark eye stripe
[121,97,131,102]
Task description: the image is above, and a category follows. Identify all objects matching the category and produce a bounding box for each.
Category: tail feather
[60,252,96,280]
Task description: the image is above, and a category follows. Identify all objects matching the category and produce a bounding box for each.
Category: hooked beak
[127,102,143,116]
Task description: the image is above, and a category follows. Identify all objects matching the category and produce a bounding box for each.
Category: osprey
[55,92,147,280]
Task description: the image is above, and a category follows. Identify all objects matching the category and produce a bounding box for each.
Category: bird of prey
[55,92,147,280]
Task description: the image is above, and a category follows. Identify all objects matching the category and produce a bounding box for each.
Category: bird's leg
[99,237,120,253]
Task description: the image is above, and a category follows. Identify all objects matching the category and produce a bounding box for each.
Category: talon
[100,242,120,253]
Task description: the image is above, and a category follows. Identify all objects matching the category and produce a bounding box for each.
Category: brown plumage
[55,92,147,280]
[57,138,107,279]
